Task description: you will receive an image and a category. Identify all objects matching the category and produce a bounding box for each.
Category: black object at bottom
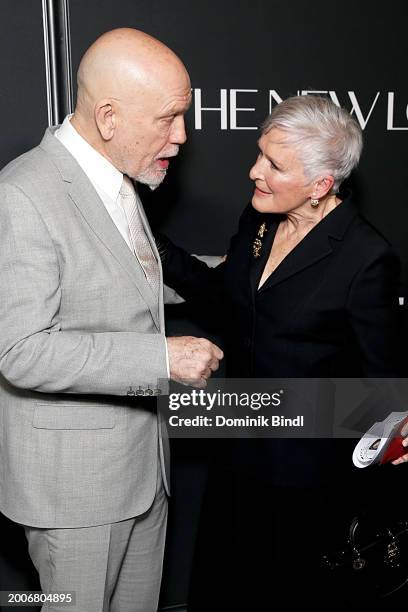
[322,514,408,599]
[188,439,408,610]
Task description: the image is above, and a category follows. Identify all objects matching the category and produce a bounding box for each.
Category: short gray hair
[262,95,363,192]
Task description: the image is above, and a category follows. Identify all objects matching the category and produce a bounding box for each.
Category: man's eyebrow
[165,94,192,115]
[183,90,193,111]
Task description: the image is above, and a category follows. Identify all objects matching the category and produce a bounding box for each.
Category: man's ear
[312,175,335,199]
[95,100,115,141]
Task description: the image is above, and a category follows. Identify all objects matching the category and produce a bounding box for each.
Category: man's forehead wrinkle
[159,91,192,114]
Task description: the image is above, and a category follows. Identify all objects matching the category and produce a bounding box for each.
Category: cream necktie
[118,176,160,295]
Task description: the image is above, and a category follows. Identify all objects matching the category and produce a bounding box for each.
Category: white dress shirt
[55,115,170,376]
[55,115,134,249]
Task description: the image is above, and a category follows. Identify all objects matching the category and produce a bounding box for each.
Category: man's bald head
[76,28,189,117]
[71,28,191,185]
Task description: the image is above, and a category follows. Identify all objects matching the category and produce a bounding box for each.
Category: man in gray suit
[0,28,222,611]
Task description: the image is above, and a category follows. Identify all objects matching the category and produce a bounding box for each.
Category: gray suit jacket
[0,128,170,528]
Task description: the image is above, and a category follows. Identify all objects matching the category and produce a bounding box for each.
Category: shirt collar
[55,115,123,202]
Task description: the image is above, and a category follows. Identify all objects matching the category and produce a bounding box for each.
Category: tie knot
[120,175,136,198]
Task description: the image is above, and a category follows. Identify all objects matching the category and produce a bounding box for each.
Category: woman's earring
[310,196,319,208]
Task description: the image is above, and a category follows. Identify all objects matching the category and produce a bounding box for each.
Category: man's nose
[170,116,187,145]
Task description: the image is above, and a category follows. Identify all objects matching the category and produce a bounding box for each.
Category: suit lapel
[133,193,166,331]
[39,128,161,331]
[135,189,161,263]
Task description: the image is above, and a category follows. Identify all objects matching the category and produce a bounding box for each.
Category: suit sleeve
[346,247,402,376]
[0,183,168,394]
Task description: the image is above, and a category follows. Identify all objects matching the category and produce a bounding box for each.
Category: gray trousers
[23,465,168,612]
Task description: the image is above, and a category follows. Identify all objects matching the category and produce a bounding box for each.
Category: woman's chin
[251,194,273,213]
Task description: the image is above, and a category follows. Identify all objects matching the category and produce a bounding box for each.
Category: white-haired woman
[159,95,401,606]
[162,95,399,379]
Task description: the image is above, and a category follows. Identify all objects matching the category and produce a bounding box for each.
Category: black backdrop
[1,1,408,609]
[68,0,408,289]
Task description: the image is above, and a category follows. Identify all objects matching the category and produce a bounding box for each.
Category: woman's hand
[392,423,408,465]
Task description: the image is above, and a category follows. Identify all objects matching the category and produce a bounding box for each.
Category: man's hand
[167,336,223,388]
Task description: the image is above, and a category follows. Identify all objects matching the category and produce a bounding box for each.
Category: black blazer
[163,193,401,485]
[163,193,401,378]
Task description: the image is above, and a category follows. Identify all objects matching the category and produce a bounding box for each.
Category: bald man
[0,29,222,611]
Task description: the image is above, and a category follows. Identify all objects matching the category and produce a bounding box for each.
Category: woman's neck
[283,194,341,237]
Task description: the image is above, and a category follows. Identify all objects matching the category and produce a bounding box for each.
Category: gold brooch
[253,222,267,258]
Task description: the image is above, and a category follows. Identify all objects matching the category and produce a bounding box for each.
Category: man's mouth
[156,158,170,170]
[155,147,179,171]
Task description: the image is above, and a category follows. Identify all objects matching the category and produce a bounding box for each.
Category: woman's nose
[249,159,262,181]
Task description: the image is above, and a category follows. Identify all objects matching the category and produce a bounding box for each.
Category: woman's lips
[254,186,271,196]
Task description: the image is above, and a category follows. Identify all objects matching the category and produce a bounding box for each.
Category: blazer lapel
[259,229,334,292]
[249,218,278,295]
[255,196,358,293]
[39,128,161,330]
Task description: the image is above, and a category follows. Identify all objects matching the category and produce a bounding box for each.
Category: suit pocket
[32,404,116,430]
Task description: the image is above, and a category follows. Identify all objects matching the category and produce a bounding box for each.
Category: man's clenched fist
[167,336,224,388]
